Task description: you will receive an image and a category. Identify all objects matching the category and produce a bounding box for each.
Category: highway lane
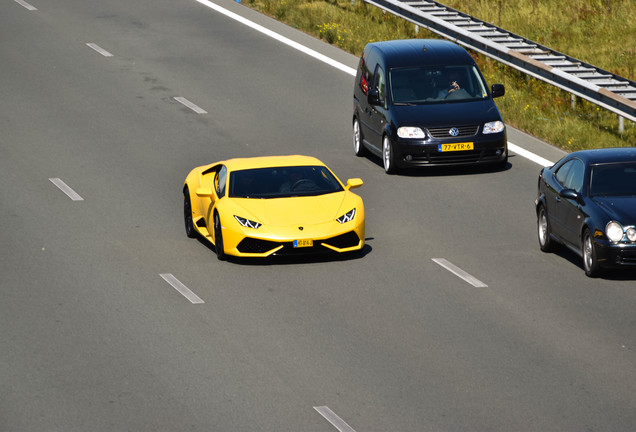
[1,0,635,431]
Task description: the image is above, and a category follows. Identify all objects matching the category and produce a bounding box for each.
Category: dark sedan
[535,147,636,277]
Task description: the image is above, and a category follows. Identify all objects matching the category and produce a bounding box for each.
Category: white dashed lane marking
[314,406,357,432]
[86,43,114,57]
[432,258,488,287]
[49,178,84,201]
[14,0,37,10]
[173,97,208,114]
[160,273,205,304]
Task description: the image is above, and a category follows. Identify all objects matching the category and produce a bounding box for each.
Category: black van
[353,39,507,174]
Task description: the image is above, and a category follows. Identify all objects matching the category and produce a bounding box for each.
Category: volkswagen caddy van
[353,39,507,174]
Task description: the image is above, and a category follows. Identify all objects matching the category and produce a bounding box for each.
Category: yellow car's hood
[232,193,348,227]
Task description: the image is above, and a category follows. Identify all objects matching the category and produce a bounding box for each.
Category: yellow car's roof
[221,155,326,171]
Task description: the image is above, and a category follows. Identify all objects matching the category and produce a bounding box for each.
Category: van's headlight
[397,127,425,139]
[483,121,505,134]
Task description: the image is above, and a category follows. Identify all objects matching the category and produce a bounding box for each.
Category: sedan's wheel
[537,205,553,252]
[184,187,197,238]
[353,118,366,157]
[382,136,396,174]
[582,228,601,277]
[214,213,225,261]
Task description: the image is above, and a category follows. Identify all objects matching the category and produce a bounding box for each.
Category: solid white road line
[160,273,205,304]
[195,0,562,168]
[49,178,84,201]
[14,0,37,10]
[195,0,357,76]
[86,43,114,57]
[432,258,488,288]
[314,406,357,432]
[508,142,553,167]
[174,97,208,114]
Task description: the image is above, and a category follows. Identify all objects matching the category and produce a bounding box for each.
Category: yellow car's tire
[214,213,225,261]
[184,187,197,239]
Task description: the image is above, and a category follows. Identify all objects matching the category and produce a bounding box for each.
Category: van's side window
[374,65,386,107]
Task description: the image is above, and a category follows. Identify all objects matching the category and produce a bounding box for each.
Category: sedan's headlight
[626,227,636,242]
[483,121,505,134]
[397,127,425,139]
[234,215,261,229]
[606,221,624,242]
[336,209,356,224]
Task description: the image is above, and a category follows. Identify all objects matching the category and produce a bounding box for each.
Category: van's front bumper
[392,134,507,168]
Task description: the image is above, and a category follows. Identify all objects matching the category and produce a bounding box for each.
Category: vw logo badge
[449,127,459,137]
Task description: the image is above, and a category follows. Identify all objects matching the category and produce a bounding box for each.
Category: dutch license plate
[438,142,474,152]
[293,239,313,248]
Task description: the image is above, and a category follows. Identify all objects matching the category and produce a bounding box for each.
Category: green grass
[240,0,636,151]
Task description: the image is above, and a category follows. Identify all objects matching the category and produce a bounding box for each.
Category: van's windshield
[389,65,489,104]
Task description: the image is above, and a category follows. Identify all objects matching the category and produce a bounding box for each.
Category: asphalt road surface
[1,0,635,431]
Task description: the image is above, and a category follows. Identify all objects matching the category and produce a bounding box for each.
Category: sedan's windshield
[590,162,636,196]
[389,65,488,104]
[229,166,344,198]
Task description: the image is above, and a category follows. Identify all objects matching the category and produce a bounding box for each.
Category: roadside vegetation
[240,0,636,151]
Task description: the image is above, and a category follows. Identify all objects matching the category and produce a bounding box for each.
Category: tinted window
[389,65,488,104]
[229,166,344,199]
[590,162,636,196]
[563,159,585,192]
[216,165,227,197]
[555,159,574,186]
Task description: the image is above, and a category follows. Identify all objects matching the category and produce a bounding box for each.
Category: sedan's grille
[426,125,479,139]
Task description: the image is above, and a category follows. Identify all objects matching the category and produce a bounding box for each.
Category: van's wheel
[353,118,366,157]
[184,187,197,238]
[383,136,396,174]
[214,213,225,261]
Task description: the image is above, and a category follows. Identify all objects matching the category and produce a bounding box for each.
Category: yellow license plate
[438,142,474,152]
[293,239,313,248]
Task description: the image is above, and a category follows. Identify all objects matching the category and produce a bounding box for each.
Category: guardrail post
[619,116,625,134]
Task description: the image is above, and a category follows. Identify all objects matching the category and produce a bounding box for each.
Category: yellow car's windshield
[229,166,344,198]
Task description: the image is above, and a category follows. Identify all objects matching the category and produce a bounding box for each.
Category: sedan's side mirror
[346,178,363,190]
[560,188,583,204]
[491,84,505,98]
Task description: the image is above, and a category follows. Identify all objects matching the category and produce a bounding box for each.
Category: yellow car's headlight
[336,209,356,224]
[234,215,261,229]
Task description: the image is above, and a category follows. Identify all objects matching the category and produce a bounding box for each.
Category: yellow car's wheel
[214,213,225,261]
[184,187,197,238]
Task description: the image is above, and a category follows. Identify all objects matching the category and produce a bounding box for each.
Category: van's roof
[366,39,475,68]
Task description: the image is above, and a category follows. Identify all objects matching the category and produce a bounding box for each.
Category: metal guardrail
[362,0,636,124]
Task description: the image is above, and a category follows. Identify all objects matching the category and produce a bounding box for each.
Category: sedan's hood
[392,99,501,127]
[593,196,636,225]
[232,193,347,226]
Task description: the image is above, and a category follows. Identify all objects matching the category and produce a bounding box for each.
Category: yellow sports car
[183,155,365,259]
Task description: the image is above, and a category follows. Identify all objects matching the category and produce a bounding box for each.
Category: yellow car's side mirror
[345,178,363,190]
